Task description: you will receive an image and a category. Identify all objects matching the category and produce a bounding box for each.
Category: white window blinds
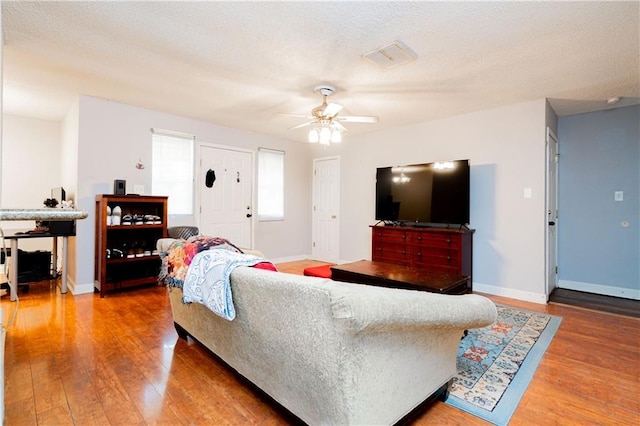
[257,148,284,221]
[151,129,194,215]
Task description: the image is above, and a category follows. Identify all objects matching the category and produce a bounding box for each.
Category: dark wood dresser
[371,225,474,290]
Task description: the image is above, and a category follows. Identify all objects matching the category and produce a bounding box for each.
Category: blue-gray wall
[558,105,639,299]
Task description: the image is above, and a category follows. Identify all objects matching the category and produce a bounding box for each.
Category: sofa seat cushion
[303,264,334,278]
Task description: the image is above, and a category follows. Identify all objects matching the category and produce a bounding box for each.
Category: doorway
[312,156,340,263]
[545,128,559,301]
[197,144,253,249]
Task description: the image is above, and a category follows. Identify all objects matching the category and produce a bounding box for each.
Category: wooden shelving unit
[94,195,168,297]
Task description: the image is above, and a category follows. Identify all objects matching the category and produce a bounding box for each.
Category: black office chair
[167,226,199,240]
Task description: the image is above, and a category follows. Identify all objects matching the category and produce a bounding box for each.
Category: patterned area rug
[445,304,562,425]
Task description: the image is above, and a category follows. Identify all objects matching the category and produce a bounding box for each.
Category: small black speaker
[114,179,126,195]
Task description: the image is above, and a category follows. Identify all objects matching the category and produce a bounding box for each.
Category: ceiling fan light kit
[308,124,342,145]
[283,85,378,145]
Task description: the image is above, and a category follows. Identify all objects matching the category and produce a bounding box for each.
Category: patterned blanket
[182,248,273,320]
[159,235,275,320]
[159,236,244,289]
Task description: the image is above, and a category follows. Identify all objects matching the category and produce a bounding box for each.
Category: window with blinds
[151,129,194,215]
[257,148,284,221]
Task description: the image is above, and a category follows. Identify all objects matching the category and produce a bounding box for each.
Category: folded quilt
[182,248,274,320]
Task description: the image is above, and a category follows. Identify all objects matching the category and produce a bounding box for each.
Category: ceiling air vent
[362,40,417,70]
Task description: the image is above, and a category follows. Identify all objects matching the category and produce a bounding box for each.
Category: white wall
[1,114,63,252]
[60,99,80,285]
[2,96,553,303]
[72,96,311,293]
[311,99,549,303]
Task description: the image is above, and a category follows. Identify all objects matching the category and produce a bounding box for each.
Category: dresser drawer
[372,229,410,244]
[373,247,408,263]
[411,252,459,268]
[411,233,461,248]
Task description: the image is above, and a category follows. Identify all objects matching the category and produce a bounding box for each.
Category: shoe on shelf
[134,214,144,225]
[121,214,133,225]
[106,207,113,226]
[112,206,122,225]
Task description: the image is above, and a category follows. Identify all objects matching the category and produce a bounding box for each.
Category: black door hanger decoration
[205,169,216,188]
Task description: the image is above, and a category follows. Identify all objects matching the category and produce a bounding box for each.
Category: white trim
[473,281,548,304]
[269,254,310,264]
[150,127,195,140]
[71,279,95,295]
[544,126,559,300]
[558,279,640,300]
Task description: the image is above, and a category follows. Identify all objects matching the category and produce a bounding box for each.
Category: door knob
[548,221,555,226]
[246,213,253,218]
[331,215,337,219]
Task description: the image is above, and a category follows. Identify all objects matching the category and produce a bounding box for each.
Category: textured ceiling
[3,1,639,143]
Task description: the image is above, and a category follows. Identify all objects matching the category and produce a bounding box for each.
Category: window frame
[151,128,195,216]
[257,148,285,221]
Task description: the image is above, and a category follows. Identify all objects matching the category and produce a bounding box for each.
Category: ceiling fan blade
[337,115,379,123]
[332,121,348,132]
[322,102,343,118]
[288,121,316,130]
[278,113,314,119]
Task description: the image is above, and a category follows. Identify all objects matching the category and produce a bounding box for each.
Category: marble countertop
[0,209,89,221]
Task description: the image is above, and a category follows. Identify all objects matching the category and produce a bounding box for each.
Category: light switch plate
[615,191,624,201]
[133,184,145,194]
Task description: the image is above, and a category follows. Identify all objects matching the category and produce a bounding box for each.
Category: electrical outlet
[614,191,624,201]
[133,185,145,194]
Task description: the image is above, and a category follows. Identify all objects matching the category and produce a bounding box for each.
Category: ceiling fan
[281,85,379,144]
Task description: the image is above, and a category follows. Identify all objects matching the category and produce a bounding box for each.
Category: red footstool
[303,264,335,278]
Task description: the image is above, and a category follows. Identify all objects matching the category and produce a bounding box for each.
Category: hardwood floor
[1,262,638,425]
[549,288,640,318]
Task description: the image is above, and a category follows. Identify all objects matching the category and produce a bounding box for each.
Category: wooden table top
[330,260,470,293]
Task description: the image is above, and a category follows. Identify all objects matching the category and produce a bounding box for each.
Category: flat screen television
[375,159,470,226]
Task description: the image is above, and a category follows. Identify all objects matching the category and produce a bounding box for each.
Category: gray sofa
[165,258,497,425]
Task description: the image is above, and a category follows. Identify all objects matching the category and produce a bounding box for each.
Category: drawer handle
[446,239,451,244]
[402,235,406,239]
[447,256,452,261]
[417,236,422,241]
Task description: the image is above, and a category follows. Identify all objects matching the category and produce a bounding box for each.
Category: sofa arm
[328,282,497,333]
[157,238,177,253]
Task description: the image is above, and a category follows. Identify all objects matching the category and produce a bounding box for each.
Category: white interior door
[546,128,559,301]
[198,145,253,249]
[312,156,340,263]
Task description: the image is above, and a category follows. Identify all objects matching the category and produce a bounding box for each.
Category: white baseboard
[558,279,640,300]
[68,278,94,295]
[270,254,311,264]
[473,282,548,305]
